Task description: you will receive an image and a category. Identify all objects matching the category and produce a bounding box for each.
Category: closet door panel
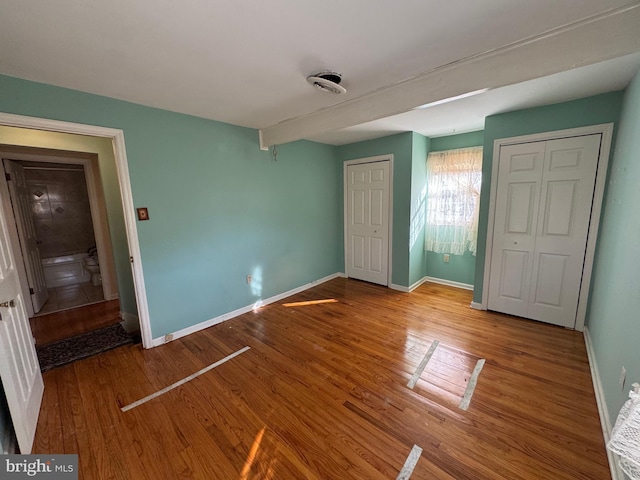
[487,142,545,317]
[527,135,601,327]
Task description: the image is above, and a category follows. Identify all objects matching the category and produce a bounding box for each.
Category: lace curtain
[608,383,640,479]
[425,146,482,256]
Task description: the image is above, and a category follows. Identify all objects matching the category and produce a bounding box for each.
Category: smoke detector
[306,71,346,94]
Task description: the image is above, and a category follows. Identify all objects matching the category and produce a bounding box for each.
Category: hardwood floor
[32,278,610,479]
[30,299,121,346]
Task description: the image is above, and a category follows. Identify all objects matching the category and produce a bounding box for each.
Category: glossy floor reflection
[33,278,609,479]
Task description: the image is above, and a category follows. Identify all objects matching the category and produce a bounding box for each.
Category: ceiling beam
[259,2,640,148]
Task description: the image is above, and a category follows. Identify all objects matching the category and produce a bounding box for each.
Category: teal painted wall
[426,251,476,286]
[0,75,343,338]
[337,133,414,287]
[410,132,429,286]
[473,92,625,303]
[586,69,640,424]
[430,130,484,152]
[425,130,484,286]
[336,130,484,288]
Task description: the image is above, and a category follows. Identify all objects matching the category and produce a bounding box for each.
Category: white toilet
[84,250,102,286]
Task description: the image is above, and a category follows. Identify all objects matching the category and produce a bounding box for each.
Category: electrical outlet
[246,274,252,284]
[443,254,450,263]
[165,333,174,343]
[620,366,627,391]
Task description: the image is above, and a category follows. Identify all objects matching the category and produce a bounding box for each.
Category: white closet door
[346,161,390,286]
[527,135,600,326]
[488,142,546,318]
[488,135,601,328]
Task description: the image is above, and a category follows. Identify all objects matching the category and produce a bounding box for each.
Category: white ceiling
[1,0,639,146]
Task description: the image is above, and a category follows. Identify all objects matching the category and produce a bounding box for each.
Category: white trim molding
[0,112,153,348]
[470,302,484,310]
[423,276,473,291]
[409,276,429,292]
[392,276,474,293]
[389,283,411,293]
[153,273,342,347]
[584,327,624,480]
[390,276,428,293]
[120,311,140,333]
[481,123,614,332]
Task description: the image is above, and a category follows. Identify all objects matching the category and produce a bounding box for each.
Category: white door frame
[343,155,394,287]
[0,112,153,348]
[481,123,614,331]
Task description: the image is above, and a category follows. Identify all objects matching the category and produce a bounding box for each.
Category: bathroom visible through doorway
[0,147,120,317]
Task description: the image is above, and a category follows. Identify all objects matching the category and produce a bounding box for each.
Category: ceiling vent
[306,71,346,94]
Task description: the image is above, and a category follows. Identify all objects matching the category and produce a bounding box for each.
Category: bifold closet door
[488,134,601,328]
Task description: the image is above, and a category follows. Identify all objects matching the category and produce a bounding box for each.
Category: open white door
[4,160,48,314]
[0,170,44,453]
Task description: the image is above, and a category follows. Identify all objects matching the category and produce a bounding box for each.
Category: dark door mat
[37,323,134,372]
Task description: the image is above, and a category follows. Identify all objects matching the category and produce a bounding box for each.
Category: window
[425,146,482,255]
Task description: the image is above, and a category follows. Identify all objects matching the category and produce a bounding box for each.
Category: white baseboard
[389,283,410,292]
[470,302,484,310]
[409,276,430,292]
[120,311,140,333]
[583,327,623,480]
[423,276,474,291]
[390,276,474,293]
[152,273,343,347]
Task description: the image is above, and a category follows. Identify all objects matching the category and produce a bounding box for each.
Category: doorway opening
[5,159,107,314]
[1,146,120,319]
[0,113,151,349]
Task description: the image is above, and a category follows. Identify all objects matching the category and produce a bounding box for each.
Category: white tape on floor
[459,358,485,411]
[397,444,423,480]
[121,346,251,412]
[407,340,439,389]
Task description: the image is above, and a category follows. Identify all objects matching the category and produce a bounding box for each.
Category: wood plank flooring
[32,278,610,479]
[30,299,121,346]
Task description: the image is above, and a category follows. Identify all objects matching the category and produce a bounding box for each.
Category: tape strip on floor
[459,358,485,411]
[121,346,251,412]
[396,444,423,480]
[407,340,439,389]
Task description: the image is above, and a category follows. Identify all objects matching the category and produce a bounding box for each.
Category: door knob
[0,300,15,308]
